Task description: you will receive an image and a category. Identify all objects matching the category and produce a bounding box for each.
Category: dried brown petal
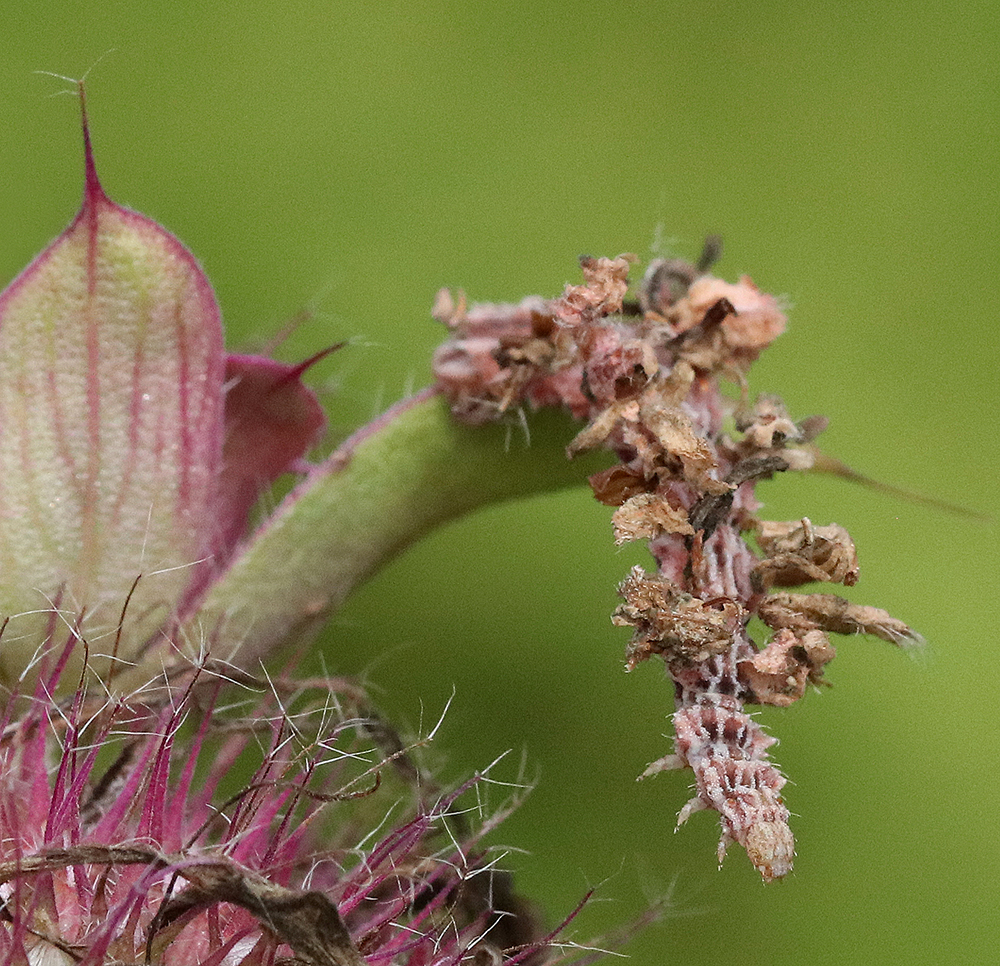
[553,254,634,327]
[637,396,729,494]
[754,518,860,589]
[687,275,786,354]
[614,566,740,669]
[431,287,464,325]
[738,628,836,706]
[735,393,802,449]
[612,493,694,545]
[758,592,923,646]
[567,397,640,455]
[588,465,652,506]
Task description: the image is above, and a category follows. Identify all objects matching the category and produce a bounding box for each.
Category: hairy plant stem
[180,388,606,667]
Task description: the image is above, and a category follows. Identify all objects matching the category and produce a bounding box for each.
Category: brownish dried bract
[729,394,826,473]
[759,592,924,646]
[612,492,694,545]
[666,276,787,375]
[738,628,836,707]
[553,254,634,327]
[753,518,860,589]
[735,394,804,450]
[431,286,467,326]
[567,361,692,452]
[588,464,653,506]
[636,388,730,494]
[614,566,740,670]
[569,368,730,497]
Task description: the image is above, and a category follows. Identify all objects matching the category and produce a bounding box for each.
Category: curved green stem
[183,389,609,666]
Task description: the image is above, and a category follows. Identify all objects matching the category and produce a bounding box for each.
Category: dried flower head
[0,653,604,965]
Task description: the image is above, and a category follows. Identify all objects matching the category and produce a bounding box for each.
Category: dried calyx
[433,244,921,882]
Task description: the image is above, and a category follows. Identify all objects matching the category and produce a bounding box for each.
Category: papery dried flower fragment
[737,628,836,707]
[553,254,634,328]
[611,492,694,546]
[758,592,924,645]
[613,566,739,670]
[752,518,860,590]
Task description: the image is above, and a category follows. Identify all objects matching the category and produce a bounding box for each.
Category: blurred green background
[2,1,997,963]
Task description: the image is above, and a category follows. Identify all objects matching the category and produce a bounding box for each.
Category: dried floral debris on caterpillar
[432,247,920,881]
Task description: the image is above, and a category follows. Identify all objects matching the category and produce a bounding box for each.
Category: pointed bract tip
[279,341,346,386]
[78,79,105,206]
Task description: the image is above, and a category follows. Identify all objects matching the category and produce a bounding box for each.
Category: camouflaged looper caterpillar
[433,247,921,881]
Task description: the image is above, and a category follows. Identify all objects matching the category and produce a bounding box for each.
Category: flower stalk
[184,387,611,668]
